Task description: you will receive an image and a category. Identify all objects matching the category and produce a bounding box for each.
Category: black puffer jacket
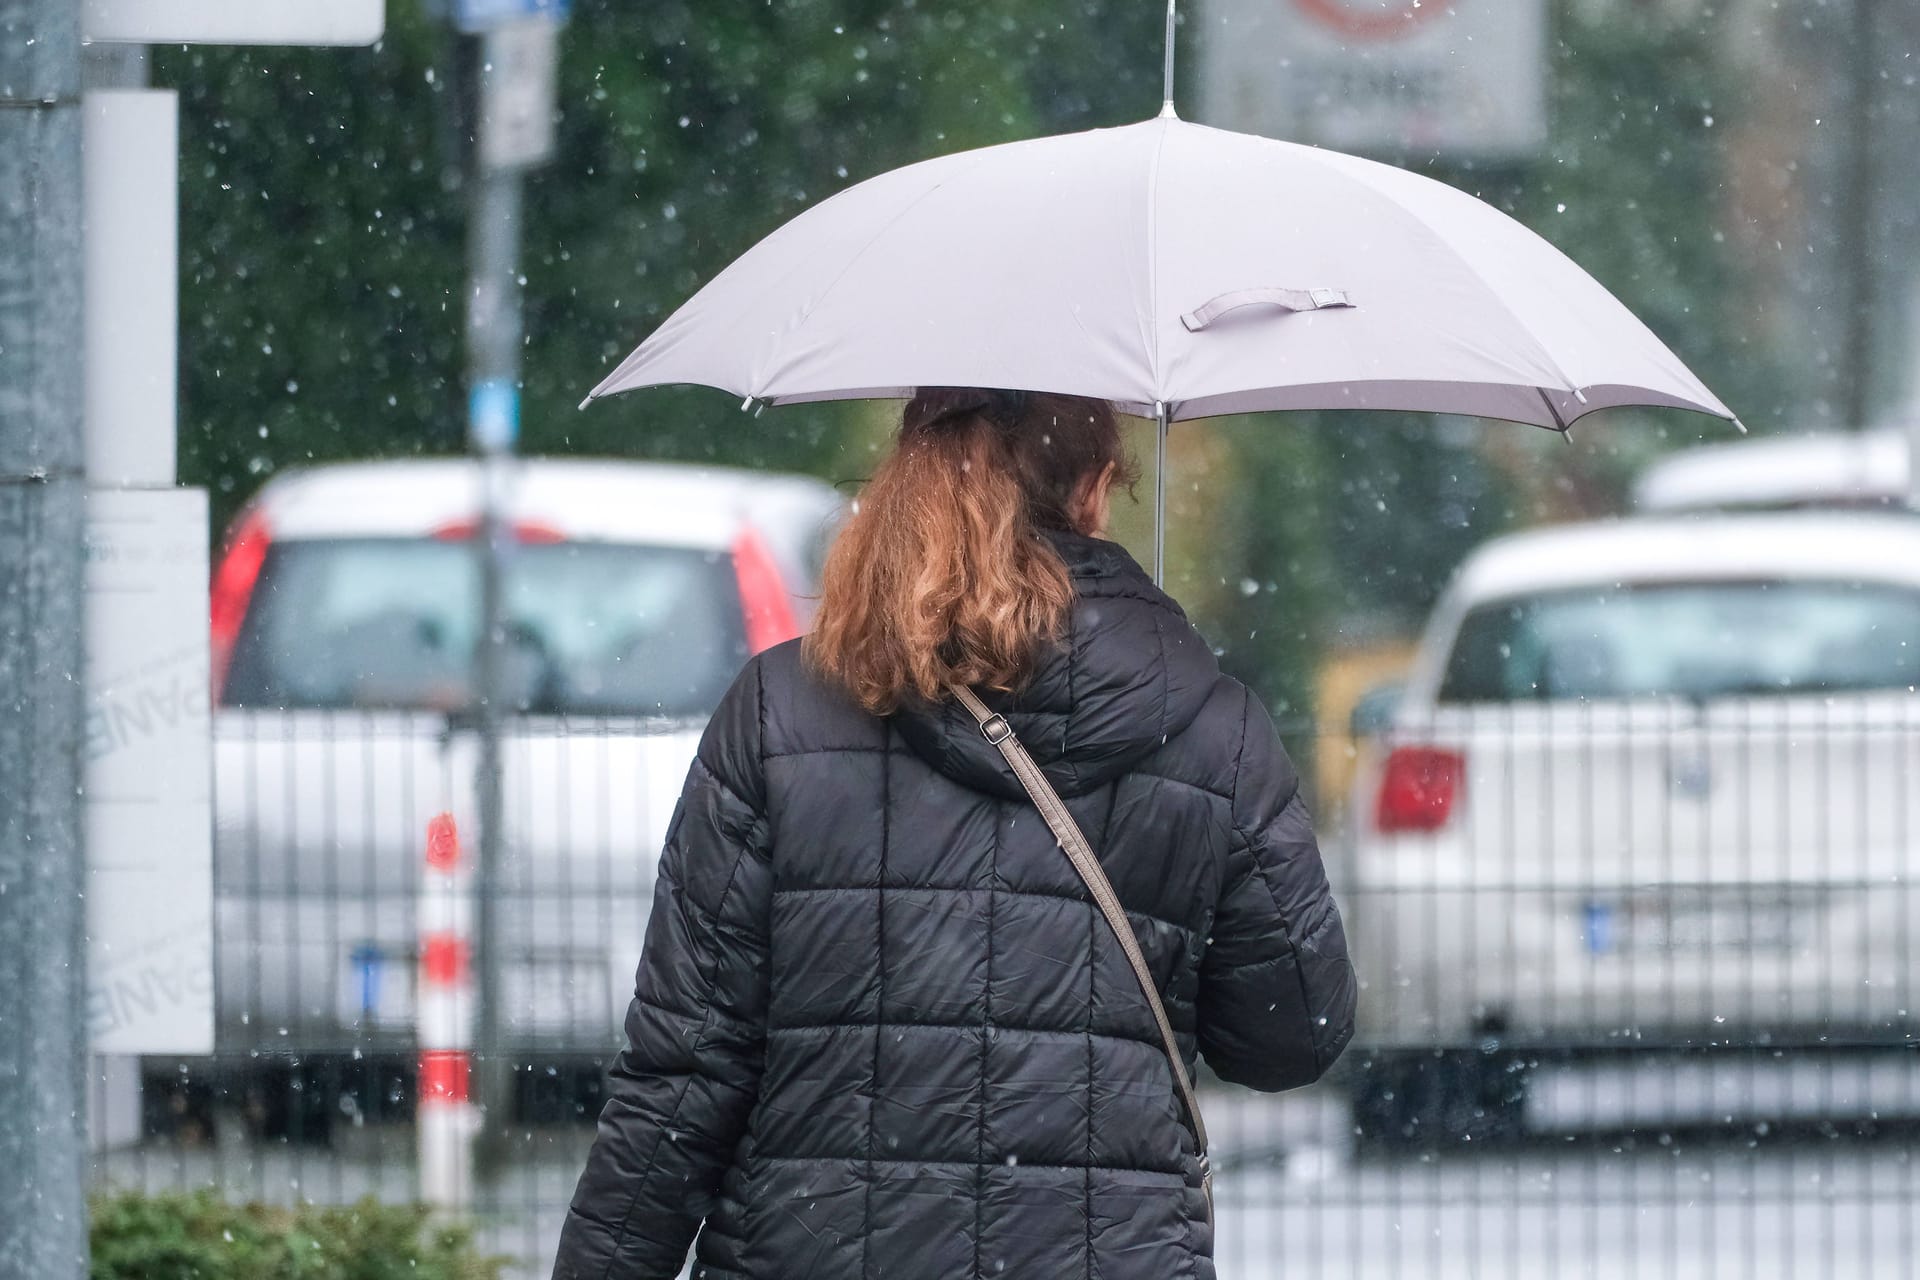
[554,532,1356,1280]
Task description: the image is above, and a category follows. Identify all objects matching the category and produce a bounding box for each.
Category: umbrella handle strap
[1180,286,1353,332]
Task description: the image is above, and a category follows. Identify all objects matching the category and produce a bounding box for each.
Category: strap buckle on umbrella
[1180,287,1354,333]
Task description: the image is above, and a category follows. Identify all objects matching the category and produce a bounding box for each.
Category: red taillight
[731,527,799,654]
[209,507,271,702]
[430,518,566,544]
[1376,746,1465,833]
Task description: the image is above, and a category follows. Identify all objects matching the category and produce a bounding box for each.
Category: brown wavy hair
[805,388,1137,714]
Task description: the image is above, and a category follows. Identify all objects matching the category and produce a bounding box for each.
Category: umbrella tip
[577,394,594,411]
[1732,415,1749,435]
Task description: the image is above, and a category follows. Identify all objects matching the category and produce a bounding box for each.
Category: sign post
[457,0,567,1186]
[0,1,89,1273]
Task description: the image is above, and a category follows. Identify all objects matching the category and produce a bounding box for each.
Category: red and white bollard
[418,812,478,1209]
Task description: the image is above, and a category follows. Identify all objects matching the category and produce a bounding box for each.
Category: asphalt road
[1211,1093,1919,1279]
[95,1067,1920,1279]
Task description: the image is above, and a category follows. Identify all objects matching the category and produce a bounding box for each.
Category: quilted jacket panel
[554,532,1356,1280]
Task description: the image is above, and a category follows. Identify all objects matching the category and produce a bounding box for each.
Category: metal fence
[89,703,1920,1278]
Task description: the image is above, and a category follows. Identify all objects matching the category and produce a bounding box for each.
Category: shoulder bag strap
[950,685,1212,1223]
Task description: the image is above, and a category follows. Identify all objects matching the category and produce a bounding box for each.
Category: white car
[1634,427,1911,513]
[196,457,840,1133]
[1347,512,1920,1144]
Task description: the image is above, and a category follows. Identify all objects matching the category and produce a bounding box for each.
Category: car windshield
[222,538,747,717]
[1440,580,1920,702]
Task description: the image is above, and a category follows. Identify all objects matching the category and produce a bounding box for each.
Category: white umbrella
[584,15,1734,577]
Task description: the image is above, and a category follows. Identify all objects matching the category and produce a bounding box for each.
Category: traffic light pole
[0,0,92,1275]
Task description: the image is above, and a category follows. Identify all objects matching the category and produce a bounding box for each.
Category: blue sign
[1582,902,1614,956]
[469,378,520,453]
[350,943,384,1022]
[454,0,567,34]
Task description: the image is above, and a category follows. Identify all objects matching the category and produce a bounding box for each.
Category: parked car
[1346,511,1920,1145]
[1634,426,1910,513]
[188,457,840,1133]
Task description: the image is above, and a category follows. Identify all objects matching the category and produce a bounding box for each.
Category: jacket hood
[892,531,1221,800]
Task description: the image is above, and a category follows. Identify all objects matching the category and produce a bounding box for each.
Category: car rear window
[1439,580,1920,703]
[222,538,748,717]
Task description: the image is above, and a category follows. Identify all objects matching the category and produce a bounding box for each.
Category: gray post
[467,93,526,1187]
[1839,0,1877,431]
[0,0,92,1276]
[1910,411,1920,511]
[461,9,561,1182]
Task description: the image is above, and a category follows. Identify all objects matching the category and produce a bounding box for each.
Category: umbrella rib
[1144,119,1174,403]
[1537,386,1569,432]
[1302,154,1587,403]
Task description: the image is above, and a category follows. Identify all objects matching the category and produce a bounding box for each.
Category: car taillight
[430,518,566,544]
[732,527,799,654]
[1376,746,1465,833]
[209,507,271,702]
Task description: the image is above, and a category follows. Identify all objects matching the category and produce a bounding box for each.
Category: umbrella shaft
[1153,403,1169,586]
[1162,0,1177,115]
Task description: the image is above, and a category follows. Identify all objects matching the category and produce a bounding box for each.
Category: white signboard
[1199,0,1547,158]
[85,91,178,489]
[84,488,214,1056]
[84,0,384,46]
[478,17,560,171]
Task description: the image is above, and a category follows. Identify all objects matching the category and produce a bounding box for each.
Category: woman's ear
[1071,462,1119,537]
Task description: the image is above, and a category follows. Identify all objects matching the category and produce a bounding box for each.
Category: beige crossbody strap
[950,685,1212,1222]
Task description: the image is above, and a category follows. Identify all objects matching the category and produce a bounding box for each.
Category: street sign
[456,0,569,35]
[478,16,560,170]
[469,378,520,452]
[1198,0,1548,159]
[83,488,214,1057]
[83,0,385,46]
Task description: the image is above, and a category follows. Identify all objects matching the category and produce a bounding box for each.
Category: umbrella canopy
[584,114,1733,432]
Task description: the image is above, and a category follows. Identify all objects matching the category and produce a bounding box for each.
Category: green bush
[90,1191,507,1280]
